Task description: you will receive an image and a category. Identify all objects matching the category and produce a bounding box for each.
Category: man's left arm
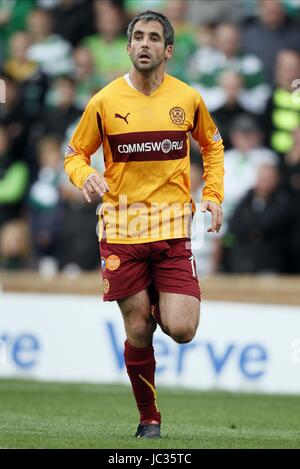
[191,95,224,233]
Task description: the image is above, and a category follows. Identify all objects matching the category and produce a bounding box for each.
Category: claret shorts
[99,238,201,302]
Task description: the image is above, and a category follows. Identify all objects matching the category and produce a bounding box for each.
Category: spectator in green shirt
[190,22,270,113]
[163,0,198,82]
[82,0,130,85]
[26,8,73,77]
[0,0,36,54]
[0,125,29,228]
[125,0,166,19]
[73,46,105,110]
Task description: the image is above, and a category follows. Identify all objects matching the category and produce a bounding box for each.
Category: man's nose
[141,36,150,47]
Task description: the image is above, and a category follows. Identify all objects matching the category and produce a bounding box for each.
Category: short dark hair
[126,10,174,47]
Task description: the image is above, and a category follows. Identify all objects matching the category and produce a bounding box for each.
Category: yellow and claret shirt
[64,73,224,243]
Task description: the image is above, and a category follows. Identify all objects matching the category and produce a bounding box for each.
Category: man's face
[127,20,173,73]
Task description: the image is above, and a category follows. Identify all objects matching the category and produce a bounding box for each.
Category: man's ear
[165,44,173,60]
[127,43,130,56]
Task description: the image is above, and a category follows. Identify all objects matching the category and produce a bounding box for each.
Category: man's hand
[201,200,223,233]
[82,172,109,203]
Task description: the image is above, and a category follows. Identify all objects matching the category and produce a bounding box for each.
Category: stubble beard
[131,55,165,74]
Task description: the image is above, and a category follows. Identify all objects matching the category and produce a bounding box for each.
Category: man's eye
[135,36,142,41]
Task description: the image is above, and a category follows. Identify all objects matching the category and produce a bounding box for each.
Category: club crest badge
[103,279,110,294]
[169,107,185,125]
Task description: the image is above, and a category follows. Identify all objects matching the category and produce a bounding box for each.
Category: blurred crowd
[0,0,300,275]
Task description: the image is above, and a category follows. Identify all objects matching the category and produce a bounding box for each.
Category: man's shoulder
[89,76,125,105]
[166,74,201,101]
[167,74,196,93]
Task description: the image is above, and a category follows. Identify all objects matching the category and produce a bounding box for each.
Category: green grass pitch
[0,379,300,449]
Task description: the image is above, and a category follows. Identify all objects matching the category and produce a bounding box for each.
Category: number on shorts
[189,255,196,277]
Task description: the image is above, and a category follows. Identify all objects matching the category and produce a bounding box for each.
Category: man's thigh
[117,289,151,320]
[159,291,200,332]
[150,238,201,301]
[100,240,152,301]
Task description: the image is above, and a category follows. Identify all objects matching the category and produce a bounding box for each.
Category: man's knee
[118,290,154,347]
[168,323,197,344]
[128,317,154,343]
[122,310,156,346]
[161,302,200,344]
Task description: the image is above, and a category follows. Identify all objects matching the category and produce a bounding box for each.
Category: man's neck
[128,66,165,96]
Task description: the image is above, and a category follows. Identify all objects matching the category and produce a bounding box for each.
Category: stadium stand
[0,0,299,275]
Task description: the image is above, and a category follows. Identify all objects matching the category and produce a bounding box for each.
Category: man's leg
[118,289,161,437]
[158,292,200,344]
[150,239,201,342]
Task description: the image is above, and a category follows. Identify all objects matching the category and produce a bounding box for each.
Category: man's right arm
[64,99,109,202]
